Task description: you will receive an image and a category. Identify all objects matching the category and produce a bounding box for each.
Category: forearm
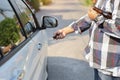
[60,26,75,35]
[55,15,92,38]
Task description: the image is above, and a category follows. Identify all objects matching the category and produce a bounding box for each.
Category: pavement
[36,0,94,80]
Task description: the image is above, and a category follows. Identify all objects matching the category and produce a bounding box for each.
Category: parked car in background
[0,0,58,80]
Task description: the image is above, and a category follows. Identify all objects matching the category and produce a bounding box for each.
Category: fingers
[53,30,66,40]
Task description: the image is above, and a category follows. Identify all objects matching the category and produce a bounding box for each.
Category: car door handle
[37,43,42,50]
[12,70,25,80]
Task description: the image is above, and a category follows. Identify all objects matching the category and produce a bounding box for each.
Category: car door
[0,0,47,80]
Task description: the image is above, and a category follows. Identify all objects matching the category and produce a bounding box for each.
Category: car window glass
[0,0,25,58]
[14,0,37,36]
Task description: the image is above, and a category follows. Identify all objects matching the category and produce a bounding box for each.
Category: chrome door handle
[37,43,42,50]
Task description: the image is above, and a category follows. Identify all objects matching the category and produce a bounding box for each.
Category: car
[0,0,58,80]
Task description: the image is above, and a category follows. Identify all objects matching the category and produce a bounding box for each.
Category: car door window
[0,0,26,58]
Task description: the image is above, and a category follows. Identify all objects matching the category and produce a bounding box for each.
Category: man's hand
[53,26,74,40]
[88,8,100,20]
[53,30,66,39]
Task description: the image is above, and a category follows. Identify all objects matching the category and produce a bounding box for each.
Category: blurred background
[25,0,93,12]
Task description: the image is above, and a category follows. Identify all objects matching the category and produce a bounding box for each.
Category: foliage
[20,12,30,25]
[41,0,52,5]
[25,0,52,11]
[85,0,93,6]
[0,18,20,46]
[26,0,40,12]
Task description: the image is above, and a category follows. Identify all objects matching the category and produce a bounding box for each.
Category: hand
[53,30,66,39]
[88,8,100,20]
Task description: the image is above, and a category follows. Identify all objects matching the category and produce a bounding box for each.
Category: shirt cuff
[69,15,92,33]
[94,15,105,24]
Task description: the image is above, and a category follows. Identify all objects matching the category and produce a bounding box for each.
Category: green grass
[80,0,93,6]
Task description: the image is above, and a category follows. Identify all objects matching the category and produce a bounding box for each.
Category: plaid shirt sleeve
[102,3,120,38]
[101,18,120,38]
[69,14,92,33]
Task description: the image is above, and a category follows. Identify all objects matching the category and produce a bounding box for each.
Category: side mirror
[42,16,58,28]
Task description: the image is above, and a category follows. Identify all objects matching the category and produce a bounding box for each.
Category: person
[53,0,120,80]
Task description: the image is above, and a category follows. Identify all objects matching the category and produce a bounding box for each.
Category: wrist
[59,29,66,36]
[61,27,74,35]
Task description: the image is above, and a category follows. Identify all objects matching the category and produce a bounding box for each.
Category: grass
[79,0,93,6]
[86,0,93,6]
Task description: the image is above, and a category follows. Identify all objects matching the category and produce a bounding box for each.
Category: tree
[0,18,20,46]
[25,0,40,12]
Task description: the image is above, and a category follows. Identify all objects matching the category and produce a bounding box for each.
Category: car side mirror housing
[42,16,58,28]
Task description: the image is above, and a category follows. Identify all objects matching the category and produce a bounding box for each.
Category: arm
[53,15,92,39]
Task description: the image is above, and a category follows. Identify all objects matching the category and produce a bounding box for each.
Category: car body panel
[0,0,51,80]
[0,30,48,80]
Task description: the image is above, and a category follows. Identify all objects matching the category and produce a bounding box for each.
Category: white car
[0,0,57,80]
